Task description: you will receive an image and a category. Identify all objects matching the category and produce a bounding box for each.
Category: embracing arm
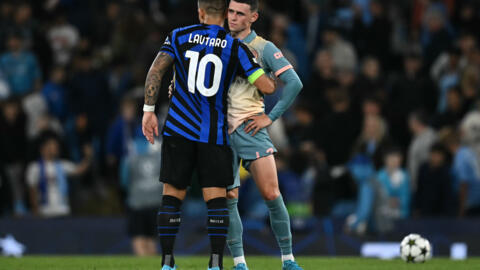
[144,52,174,105]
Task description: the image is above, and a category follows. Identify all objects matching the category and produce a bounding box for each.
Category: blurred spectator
[68,51,111,136]
[41,66,68,122]
[352,0,392,70]
[322,26,357,72]
[435,46,461,113]
[407,110,438,190]
[460,65,480,110]
[445,130,480,217]
[352,114,393,170]
[375,148,410,229]
[351,56,385,110]
[10,2,37,49]
[0,1,15,52]
[433,87,467,129]
[108,57,134,105]
[26,135,92,217]
[106,97,143,168]
[0,33,42,96]
[315,89,361,167]
[65,113,94,164]
[455,2,480,37]
[302,50,337,117]
[94,1,121,47]
[47,12,79,66]
[0,98,27,215]
[414,143,455,217]
[421,5,454,68]
[361,97,382,117]
[388,51,436,149]
[121,138,162,256]
[288,102,316,147]
[460,109,480,162]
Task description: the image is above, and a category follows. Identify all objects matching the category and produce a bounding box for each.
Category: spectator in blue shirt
[445,130,480,217]
[0,33,41,96]
[41,66,67,122]
[376,147,411,219]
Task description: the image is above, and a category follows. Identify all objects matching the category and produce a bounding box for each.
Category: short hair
[198,0,227,15]
[230,0,259,11]
[409,110,430,126]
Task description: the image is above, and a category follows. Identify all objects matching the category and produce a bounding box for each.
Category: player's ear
[250,11,259,23]
[198,8,206,23]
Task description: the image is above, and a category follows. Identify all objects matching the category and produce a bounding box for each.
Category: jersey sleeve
[237,41,264,84]
[159,31,175,59]
[263,41,293,77]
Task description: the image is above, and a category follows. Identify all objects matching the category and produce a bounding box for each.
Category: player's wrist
[143,104,155,112]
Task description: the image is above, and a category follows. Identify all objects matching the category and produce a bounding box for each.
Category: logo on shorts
[170,218,181,223]
[209,219,224,224]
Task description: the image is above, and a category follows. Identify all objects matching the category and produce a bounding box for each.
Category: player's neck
[202,16,225,28]
[232,28,252,41]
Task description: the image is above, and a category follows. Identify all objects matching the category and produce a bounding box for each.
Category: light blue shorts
[227,121,277,191]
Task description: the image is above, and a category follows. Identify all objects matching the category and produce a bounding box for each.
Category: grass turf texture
[0,256,479,270]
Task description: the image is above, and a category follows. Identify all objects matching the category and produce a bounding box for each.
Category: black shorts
[127,207,157,237]
[160,136,234,189]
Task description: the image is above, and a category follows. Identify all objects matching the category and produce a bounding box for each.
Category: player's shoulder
[171,24,208,36]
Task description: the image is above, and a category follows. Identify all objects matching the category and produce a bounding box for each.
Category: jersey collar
[243,30,257,44]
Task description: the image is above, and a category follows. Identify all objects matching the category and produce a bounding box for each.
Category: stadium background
[1,0,480,259]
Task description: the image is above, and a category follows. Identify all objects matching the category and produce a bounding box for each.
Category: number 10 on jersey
[185,50,223,97]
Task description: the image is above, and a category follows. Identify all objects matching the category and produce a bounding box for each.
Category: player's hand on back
[142,112,159,144]
[244,113,272,136]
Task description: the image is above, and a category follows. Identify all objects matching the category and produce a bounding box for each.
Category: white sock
[233,256,247,266]
[282,254,295,262]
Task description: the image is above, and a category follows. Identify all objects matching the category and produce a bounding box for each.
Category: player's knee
[263,189,280,201]
[227,190,238,200]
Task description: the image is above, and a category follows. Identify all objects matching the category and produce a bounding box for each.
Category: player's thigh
[160,136,196,190]
[249,155,280,200]
[197,142,234,189]
[233,124,277,170]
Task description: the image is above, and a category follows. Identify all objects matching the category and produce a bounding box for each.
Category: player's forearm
[267,69,303,122]
[144,52,174,106]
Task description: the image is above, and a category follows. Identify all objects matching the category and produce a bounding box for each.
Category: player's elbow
[293,78,303,93]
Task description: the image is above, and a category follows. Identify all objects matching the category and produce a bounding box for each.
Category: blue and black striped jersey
[159,24,264,145]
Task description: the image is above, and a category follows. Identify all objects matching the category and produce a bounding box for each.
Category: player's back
[159,24,262,146]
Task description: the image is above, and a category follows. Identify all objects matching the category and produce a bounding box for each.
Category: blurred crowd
[1,0,480,235]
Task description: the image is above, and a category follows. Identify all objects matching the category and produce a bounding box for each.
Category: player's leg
[227,188,248,269]
[158,184,186,269]
[226,141,248,269]
[249,156,302,269]
[198,143,234,270]
[249,156,291,255]
[158,136,195,269]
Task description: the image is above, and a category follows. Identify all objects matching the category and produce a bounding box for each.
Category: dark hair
[198,0,227,15]
[409,109,430,126]
[430,143,447,155]
[230,0,259,11]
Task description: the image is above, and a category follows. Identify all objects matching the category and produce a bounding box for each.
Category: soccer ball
[400,234,432,263]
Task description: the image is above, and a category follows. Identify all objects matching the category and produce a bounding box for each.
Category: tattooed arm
[142,52,174,144]
[144,52,174,105]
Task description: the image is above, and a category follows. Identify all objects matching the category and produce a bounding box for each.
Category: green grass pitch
[0,256,479,270]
